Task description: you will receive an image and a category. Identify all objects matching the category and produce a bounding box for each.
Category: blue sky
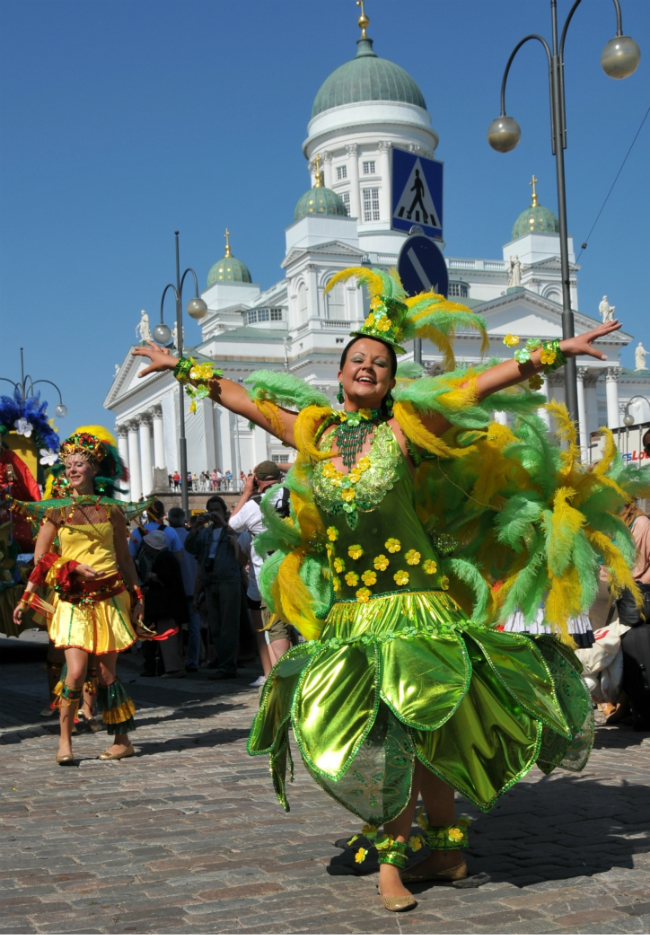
[1,0,648,434]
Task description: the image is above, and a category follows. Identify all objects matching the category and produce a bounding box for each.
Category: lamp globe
[601,35,641,79]
[623,413,635,427]
[153,323,172,345]
[54,404,68,419]
[487,116,521,153]
[187,297,208,320]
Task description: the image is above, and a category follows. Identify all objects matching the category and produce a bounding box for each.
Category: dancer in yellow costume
[134,268,647,912]
[12,426,149,764]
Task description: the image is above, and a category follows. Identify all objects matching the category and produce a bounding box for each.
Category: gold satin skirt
[248,590,593,825]
[48,589,136,655]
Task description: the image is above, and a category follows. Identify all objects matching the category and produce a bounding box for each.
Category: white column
[537,376,550,427]
[347,143,360,220]
[307,264,319,319]
[378,141,392,221]
[138,416,153,497]
[127,422,142,501]
[577,368,589,460]
[322,150,333,189]
[152,405,165,469]
[117,426,129,501]
[606,367,621,429]
[493,411,508,425]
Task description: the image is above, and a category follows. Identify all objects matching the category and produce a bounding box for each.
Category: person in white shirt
[228,461,292,687]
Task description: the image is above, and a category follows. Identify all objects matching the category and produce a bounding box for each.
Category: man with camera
[228,461,292,686]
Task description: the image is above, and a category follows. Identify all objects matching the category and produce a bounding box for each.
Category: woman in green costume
[133,269,645,912]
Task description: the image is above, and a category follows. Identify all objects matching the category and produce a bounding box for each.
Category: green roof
[294,185,348,222]
[207,252,252,287]
[312,37,426,118]
[511,203,559,241]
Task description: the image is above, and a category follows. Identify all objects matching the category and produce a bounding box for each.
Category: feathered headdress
[325,266,489,368]
[46,425,129,499]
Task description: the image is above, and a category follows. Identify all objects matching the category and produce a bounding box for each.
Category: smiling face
[64,454,99,494]
[338,337,396,410]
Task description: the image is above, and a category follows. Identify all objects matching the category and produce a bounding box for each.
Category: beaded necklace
[334,408,385,471]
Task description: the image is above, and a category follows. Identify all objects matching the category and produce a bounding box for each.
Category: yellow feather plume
[253,397,285,440]
[72,425,117,447]
[393,401,470,458]
[324,267,385,298]
[294,406,333,462]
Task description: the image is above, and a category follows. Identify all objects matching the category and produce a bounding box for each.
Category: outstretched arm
[419,319,622,435]
[131,343,298,448]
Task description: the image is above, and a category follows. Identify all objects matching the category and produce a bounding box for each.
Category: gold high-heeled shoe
[402,857,467,884]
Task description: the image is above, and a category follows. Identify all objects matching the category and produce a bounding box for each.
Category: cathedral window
[362,161,376,175]
[341,192,350,215]
[326,280,346,320]
[363,188,380,222]
[336,165,347,180]
[298,283,308,322]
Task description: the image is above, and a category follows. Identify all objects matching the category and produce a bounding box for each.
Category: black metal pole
[175,231,189,516]
[550,0,579,425]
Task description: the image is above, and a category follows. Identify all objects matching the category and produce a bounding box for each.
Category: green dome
[511,202,560,240]
[311,37,426,118]
[294,184,348,222]
[207,250,252,287]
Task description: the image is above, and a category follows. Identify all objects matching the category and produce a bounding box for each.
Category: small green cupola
[207,229,252,287]
[511,175,560,241]
[294,154,349,222]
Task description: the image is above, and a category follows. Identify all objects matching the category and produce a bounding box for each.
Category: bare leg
[97,653,131,754]
[250,609,272,677]
[58,648,88,758]
[417,766,464,872]
[378,760,423,899]
[268,638,291,667]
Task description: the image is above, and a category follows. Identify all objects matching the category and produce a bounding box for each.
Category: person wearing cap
[228,461,292,687]
[167,506,202,672]
[137,530,188,678]
[128,499,183,563]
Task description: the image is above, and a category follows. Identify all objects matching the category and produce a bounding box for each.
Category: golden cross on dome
[356,0,369,38]
[224,228,231,257]
[530,175,539,207]
[313,154,323,187]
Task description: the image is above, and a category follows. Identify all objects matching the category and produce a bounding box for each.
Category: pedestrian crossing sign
[391,148,443,240]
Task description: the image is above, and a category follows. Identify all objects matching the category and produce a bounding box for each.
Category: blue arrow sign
[392,148,443,241]
[397,235,449,298]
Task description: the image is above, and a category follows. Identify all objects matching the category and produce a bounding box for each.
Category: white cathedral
[104,12,649,500]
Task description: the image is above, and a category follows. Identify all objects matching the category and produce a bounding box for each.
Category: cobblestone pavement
[2,634,650,935]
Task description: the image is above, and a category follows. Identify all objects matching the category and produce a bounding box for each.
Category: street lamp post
[487,0,640,429]
[0,348,68,419]
[153,232,208,515]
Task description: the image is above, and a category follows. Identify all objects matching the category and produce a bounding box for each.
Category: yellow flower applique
[370,295,383,311]
[540,348,556,366]
[354,847,368,864]
[408,835,423,852]
[322,462,336,478]
[364,313,376,327]
[374,554,389,571]
[357,456,371,472]
[333,576,341,593]
[341,488,355,502]
[385,538,401,553]
[503,334,519,348]
[528,374,544,391]
[361,570,377,586]
[394,570,409,586]
[377,318,392,332]
[448,827,464,843]
[405,549,421,565]
[348,544,363,560]
[345,571,359,587]
[440,576,450,590]
[349,470,361,483]
[327,526,338,542]
[333,557,345,573]
[356,587,371,603]
[423,559,437,574]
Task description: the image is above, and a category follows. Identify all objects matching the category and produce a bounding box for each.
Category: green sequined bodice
[313,422,447,602]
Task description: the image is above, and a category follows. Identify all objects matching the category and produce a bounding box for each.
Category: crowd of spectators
[129,462,296,685]
[167,470,236,492]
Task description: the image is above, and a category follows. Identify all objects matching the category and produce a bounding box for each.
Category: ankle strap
[376,836,409,869]
[417,809,470,851]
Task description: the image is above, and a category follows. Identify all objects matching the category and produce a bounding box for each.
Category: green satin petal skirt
[247,591,593,824]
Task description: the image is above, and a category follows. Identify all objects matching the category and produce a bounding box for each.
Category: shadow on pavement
[593,722,649,749]
[133,724,251,756]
